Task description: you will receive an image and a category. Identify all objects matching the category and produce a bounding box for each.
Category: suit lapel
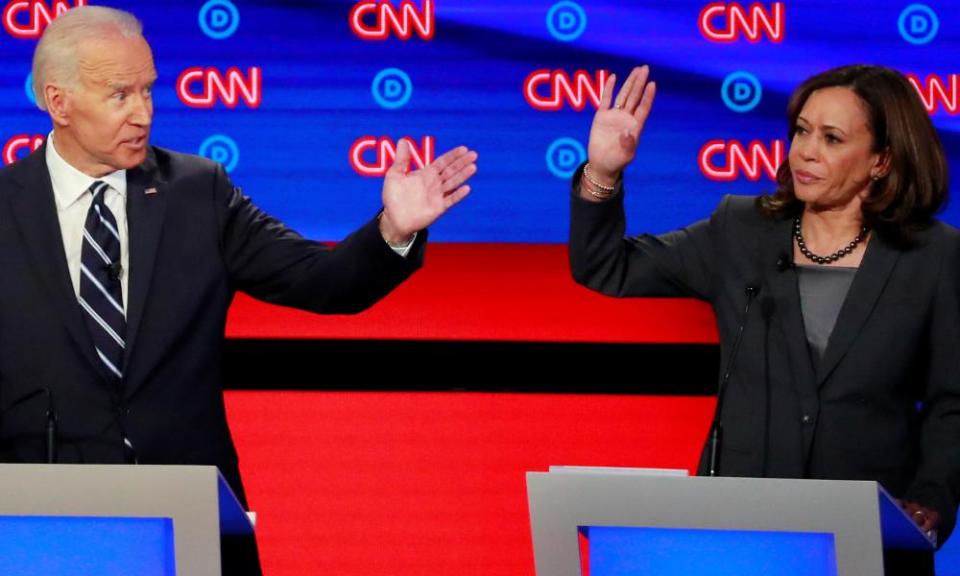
[760,215,818,397]
[123,149,167,384]
[6,146,110,381]
[816,233,900,386]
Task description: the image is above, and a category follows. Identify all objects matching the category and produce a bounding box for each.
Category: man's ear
[45,84,71,128]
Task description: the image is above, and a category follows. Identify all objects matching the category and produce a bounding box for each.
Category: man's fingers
[429,145,470,174]
[389,138,412,175]
[443,185,471,209]
[440,162,478,194]
[439,150,478,180]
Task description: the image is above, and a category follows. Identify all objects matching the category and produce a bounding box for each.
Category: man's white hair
[32,6,143,111]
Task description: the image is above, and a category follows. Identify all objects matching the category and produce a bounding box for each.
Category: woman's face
[788,86,886,212]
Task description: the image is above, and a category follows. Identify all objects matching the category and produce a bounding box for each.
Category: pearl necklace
[793,217,868,265]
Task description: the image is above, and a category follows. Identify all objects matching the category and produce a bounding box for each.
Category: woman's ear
[871,147,891,180]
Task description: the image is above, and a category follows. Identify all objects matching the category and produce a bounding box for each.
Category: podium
[0,464,253,576]
[527,469,935,576]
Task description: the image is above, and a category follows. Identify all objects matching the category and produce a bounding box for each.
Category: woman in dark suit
[569,64,959,575]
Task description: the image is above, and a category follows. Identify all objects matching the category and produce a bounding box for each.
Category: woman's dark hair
[759,65,948,239]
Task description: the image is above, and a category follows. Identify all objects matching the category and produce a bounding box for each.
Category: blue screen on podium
[0,516,175,576]
[584,525,837,576]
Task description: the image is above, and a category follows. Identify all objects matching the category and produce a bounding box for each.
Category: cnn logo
[906,73,958,115]
[699,140,784,182]
[3,0,85,39]
[699,2,784,43]
[3,134,45,165]
[349,0,433,41]
[524,69,609,112]
[176,67,262,109]
[350,136,435,177]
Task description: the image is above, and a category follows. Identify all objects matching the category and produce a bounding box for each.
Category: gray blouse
[796,264,858,366]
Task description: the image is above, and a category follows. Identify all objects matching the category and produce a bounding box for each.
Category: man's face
[52,33,157,177]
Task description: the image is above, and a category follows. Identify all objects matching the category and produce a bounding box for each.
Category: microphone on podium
[707,283,760,477]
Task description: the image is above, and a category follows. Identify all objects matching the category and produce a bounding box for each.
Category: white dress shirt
[46,133,129,314]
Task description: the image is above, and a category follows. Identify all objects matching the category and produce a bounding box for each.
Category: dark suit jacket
[570,184,960,544]
[0,144,424,504]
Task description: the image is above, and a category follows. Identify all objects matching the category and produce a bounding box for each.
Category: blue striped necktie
[79,180,125,380]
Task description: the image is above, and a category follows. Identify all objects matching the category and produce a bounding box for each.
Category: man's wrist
[378,212,416,247]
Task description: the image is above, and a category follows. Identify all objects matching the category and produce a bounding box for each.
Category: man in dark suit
[0,5,477,573]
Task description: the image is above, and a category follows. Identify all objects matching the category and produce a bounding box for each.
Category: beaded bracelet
[582,163,618,200]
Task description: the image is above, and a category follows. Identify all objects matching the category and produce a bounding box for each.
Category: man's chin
[118,147,149,169]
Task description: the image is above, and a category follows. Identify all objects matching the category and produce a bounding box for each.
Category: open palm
[588,65,657,182]
[380,141,478,242]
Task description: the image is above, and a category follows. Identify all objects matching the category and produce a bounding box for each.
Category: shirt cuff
[388,231,417,258]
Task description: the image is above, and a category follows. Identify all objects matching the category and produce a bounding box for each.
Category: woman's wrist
[584,162,620,188]
[580,163,620,201]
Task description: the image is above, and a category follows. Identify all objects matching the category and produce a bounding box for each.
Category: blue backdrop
[1,0,957,243]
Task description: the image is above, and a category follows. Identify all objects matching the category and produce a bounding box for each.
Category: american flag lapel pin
[145,187,158,195]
